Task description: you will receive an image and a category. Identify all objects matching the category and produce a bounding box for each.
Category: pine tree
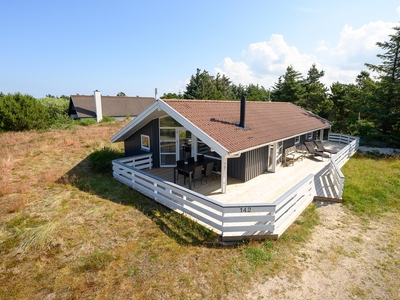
[299,64,331,117]
[365,24,400,143]
[271,65,305,103]
[184,69,215,100]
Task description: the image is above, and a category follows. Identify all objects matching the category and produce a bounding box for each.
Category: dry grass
[1,122,398,299]
[0,121,318,299]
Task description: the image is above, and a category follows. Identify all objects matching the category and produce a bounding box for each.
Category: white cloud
[215,57,255,85]
[320,65,360,87]
[316,40,329,52]
[397,6,400,15]
[215,35,319,88]
[212,16,398,92]
[244,34,318,74]
[330,21,396,58]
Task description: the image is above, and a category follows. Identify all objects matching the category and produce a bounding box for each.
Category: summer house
[110,98,359,241]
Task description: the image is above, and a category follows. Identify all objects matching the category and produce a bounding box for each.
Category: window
[295,136,300,145]
[307,132,313,140]
[141,135,150,151]
[160,116,182,127]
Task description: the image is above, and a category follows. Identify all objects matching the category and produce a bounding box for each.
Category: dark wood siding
[244,146,269,181]
[312,131,318,140]
[300,134,307,143]
[228,145,269,182]
[227,156,246,181]
[124,119,160,167]
[283,138,294,149]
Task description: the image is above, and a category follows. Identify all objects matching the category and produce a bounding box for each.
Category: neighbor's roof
[69,95,155,118]
[111,99,332,155]
[164,100,331,153]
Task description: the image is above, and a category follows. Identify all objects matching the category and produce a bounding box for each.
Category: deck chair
[304,141,330,161]
[187,157,195,164]
[191,165,203,188]
[202,161,214,184]
[197,154,205,162]
[314,140,338,155]
[176,159,188,184]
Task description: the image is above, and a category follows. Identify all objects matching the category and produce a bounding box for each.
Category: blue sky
[1,1,399,98]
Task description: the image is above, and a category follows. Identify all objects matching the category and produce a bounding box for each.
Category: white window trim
[295,135,300,145]
[141,134,150,151]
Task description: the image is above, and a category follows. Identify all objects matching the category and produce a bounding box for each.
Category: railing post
[154,182,158,201]
[338,178,344,198]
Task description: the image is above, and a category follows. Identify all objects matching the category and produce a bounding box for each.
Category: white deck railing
[112,157,315,240]
[328,133,360,198]
[112,134,358,240]
[115,153,153,170]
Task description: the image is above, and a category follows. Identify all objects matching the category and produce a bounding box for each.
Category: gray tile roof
[70,95,154,118]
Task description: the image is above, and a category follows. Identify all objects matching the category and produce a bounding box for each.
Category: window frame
[141,134,150,151]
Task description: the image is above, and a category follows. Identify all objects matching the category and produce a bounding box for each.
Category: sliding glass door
[159,116,192,167]
[160,129,177,166]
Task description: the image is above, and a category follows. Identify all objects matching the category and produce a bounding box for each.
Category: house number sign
[240,207,252,213]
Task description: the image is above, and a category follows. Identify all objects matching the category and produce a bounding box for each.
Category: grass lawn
[0,123,399,299]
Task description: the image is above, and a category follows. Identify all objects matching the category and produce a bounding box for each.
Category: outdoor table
[173,160,204,189]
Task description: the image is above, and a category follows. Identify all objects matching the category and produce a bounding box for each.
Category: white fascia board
[159,100,228,157]
[110,101,160,143]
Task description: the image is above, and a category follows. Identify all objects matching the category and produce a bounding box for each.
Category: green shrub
[37,97,69,121]
[101,116,115,123]
[76,119,97,126]
[0,93,50,131]
[87,147,124,173]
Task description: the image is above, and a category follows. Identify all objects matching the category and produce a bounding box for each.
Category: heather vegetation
[0,124,398,298]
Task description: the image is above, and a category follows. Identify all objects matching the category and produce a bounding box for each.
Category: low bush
[87,147,124,173]
[0,93,50,131]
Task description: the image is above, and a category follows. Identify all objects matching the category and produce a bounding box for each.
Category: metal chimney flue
[239,94,246,128]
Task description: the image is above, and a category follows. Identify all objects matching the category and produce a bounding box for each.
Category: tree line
[1,26,399,147]
[162,25,400,147]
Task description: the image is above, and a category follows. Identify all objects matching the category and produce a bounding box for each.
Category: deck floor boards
[144,142,345,205]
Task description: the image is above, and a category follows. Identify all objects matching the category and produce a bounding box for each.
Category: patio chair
[187,157,195,164]
[304,141,330,161]
[176,159,188,184]
[197,154,205,162]
[202,161,214,184]
[191,165,204,188]
[314,140,338,155]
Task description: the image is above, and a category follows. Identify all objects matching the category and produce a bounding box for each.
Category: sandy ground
[358,146,400,156]
[246,202,400,300]
[245,147,400,299]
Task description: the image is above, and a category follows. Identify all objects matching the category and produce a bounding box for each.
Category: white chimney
[94,90,102,122]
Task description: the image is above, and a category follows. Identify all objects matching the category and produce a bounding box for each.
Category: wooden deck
[113,135,358,240]
[145,142,345,205]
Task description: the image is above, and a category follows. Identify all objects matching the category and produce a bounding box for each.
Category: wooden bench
[284,145,305,166]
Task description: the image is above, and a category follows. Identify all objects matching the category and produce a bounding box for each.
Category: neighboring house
[68,92,154,121]
[110,98,359,241]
